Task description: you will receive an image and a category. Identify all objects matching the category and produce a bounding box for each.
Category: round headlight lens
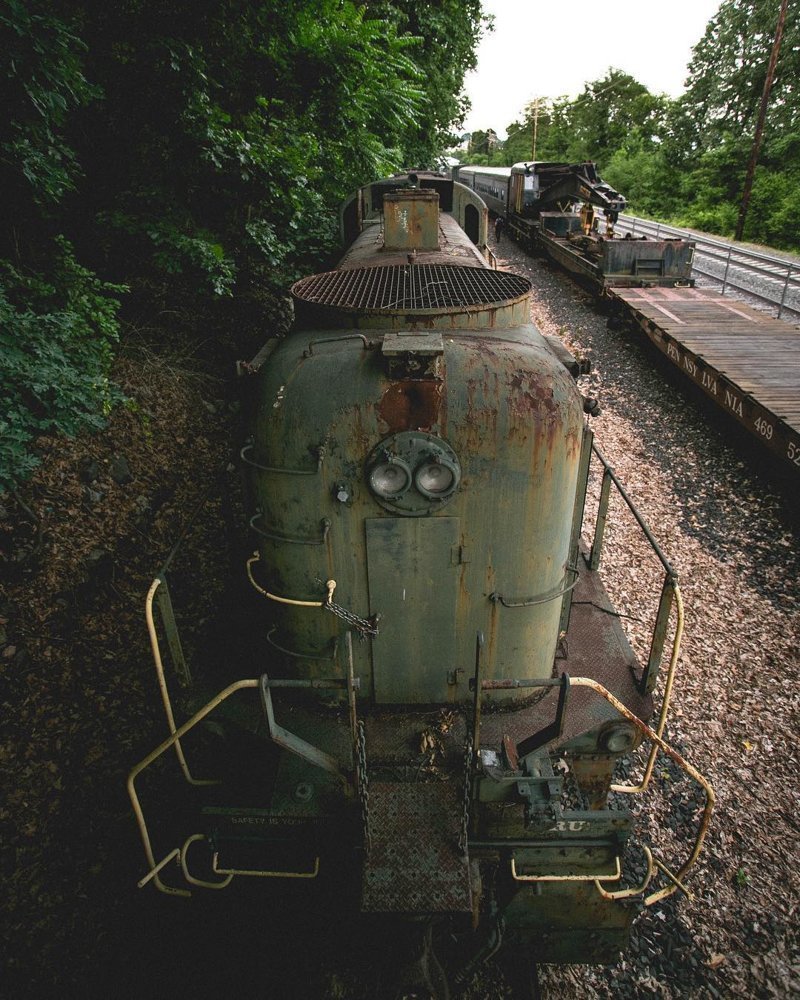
[369,460,411,498]
[415,461,455,497]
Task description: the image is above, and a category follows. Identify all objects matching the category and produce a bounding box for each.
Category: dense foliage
[0,0,487,491]
[3,0,795,493]
[460,0,799,251]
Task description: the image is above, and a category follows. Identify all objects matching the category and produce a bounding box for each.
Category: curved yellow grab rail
[127,678,259,896]
[569,676,714,907]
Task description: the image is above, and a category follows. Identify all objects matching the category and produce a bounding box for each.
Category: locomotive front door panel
[366,517,459,704]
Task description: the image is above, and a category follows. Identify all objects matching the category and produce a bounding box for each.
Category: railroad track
[615,215,800,321]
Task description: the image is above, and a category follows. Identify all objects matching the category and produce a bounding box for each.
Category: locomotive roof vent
[291,264,532,330]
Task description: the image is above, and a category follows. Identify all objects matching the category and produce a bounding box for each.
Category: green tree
[0,0,123,491]
[1,0,486,491]
[671,0,800,243]
[366,1,489,165]
[680,0,799,152]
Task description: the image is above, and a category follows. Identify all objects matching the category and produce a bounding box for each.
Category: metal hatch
[366,517,460,704]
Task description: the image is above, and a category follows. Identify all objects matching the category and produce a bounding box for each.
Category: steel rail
[615,215,800,319]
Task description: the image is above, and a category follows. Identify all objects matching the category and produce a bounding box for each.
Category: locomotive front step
[361,780,472,914]
[202,805,322,878]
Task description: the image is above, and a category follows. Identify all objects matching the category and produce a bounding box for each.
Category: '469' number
[754,417,773,440]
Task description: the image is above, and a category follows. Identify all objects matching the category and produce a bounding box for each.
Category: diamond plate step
[361,780,471,913]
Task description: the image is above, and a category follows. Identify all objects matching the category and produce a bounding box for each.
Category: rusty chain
[356,720,372,855]
[459,733,473,856]
[324,600,380,637]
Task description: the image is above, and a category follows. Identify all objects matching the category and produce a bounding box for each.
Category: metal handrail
[571,677,715,907]
[586,443,685,795]
[129,674,357,894]
[128,678,260,896]
[617,214,800,318]
[588,443,679,693]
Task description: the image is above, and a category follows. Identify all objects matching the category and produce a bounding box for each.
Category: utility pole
[735,0,788,242]
[530,98,540,161]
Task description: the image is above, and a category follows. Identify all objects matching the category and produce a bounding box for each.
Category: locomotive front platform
[608,286,800,477]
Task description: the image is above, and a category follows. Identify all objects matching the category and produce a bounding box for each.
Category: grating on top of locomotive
[128,172,713,992]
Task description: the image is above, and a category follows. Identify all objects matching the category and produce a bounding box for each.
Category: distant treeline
[460,0,799,253]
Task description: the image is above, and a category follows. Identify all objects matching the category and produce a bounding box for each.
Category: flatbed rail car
[454,163,695,291]
[608,286,800,477]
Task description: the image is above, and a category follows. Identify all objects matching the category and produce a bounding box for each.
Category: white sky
[462,0,723,138]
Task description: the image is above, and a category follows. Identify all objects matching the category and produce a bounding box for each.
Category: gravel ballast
[484,231,799,999]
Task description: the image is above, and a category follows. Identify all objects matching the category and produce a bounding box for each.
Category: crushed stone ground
[1,233,798,998]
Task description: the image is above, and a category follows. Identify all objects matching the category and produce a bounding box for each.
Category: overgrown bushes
[0,0,487,494]
[0,239,125,492]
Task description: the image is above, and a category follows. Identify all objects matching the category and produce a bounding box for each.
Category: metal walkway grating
[292,264,531,313]
[361,781,472,913]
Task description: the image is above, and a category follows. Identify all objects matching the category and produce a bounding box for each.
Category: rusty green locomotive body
[249,275,583,706]
[129,174,712,984]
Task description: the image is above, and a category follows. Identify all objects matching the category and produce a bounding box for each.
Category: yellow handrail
[145,576,220,788]
[611,583,685,795]
[568,676,714,907]
[127,679,259,895]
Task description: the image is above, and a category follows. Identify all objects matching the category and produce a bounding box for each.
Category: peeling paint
[377,380,443,432]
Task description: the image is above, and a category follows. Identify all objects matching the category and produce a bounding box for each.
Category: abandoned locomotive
[128,172,712,988]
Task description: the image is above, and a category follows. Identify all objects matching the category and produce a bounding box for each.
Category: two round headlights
[367,432,460,513]
[369,457,456,500]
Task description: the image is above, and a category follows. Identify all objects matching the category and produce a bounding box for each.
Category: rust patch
[378,380,442,432]
[568,755,615,810]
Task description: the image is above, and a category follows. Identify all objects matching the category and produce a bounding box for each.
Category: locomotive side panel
[248,323,584,704]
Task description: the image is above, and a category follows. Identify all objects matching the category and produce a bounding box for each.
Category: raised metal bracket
[471,674,571,757]
[303,334,373,357]
[518,674,571,758]
[259,673,352,791]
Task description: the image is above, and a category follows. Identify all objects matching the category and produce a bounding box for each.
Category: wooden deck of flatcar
[608,286,800,476]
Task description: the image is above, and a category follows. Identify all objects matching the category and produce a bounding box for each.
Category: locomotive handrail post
[345,631,358,747]
[469,631,485,839]
[146,575,220,788]
[589,463,614,570]
[639,572,678,696]
[150,573,190,687]
[584,443,687,799]
[613,582,685,796]
[471,631,485,757]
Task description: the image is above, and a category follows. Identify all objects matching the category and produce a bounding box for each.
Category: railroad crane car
[454,162,695,291]
[128,172,712,993]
